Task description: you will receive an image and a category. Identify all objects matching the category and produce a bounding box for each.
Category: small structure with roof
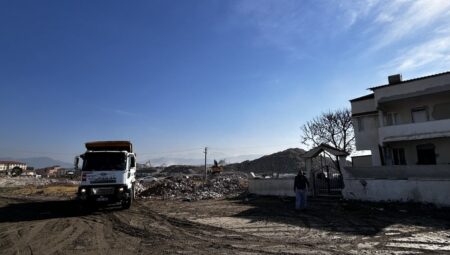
[301,144,348,196]
[248,144,348,197]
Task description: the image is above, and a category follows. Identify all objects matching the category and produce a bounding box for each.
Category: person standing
[294,171,310,210]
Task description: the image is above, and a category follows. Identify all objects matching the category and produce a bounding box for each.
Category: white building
[0,161,28,174]
[351,72,450,167]
[344,71,450,206]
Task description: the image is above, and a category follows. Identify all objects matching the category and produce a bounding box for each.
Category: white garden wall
[248,178,296,197]
[343,166,450,207]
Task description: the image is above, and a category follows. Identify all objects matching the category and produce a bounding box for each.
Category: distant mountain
[139,148,342,176]
[147,154,263,167]
[0,157,72,169]
[223,154,263,164]
[224,148,345,174]
[224,148,307,174]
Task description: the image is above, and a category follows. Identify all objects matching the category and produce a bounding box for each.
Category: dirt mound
[138,173,247,201]
[223,148,341,174]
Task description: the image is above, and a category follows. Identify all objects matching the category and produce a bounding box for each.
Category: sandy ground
[0,176,79,187]
[1,188,450,254]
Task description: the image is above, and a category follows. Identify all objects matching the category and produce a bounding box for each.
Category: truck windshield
[82,152,126,171]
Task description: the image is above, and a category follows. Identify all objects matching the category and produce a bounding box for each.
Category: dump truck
[74,141,136,209]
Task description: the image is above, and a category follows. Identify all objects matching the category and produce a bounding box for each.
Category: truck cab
[75,141,136,209]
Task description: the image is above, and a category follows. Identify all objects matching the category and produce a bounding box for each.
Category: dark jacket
[294,174,309,190]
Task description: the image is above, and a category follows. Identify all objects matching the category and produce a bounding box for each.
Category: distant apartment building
[350,72,450,167]
[0,161,27,175]
[35,165,66,177]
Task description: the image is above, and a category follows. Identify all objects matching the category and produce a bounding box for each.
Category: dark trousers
[295,189,307,210]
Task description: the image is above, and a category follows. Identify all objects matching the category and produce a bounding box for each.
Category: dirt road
[0,197,319,254]
[1,195,450,254]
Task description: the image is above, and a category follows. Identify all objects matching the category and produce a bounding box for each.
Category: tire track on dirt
[93,217,109,255]
[43,219,86,254]
[135,201,337,254]
[111,202,277,253]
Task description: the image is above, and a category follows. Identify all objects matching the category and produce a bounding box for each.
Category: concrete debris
[134,181,146,195]
[138,172,247,201]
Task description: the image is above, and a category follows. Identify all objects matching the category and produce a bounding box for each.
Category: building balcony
[378,118,450,144]
[344,165,450,180]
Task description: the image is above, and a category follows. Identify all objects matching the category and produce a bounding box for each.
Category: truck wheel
[121,185,134,209]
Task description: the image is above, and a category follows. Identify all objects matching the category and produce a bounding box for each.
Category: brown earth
[1,189,450,254]
[0,184,77,198]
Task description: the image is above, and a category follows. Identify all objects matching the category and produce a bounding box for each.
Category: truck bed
[85,141,133,153]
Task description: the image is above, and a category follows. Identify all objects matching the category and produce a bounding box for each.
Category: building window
[411,107,428,123]
[392,148,406,165]
[383,147,393,165]
[383,147,406,165]
[432,102,450,120]
[384,112,398,126]
[417,144,436,165]
[357,117,364,131]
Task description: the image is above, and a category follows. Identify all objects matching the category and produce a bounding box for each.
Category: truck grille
[91,187,115,195]
[90,178,116,184]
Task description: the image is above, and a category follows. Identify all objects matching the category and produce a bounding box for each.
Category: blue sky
[1,0,450,163]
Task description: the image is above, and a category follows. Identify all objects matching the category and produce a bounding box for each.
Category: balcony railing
[344,165,450,180]
[378,118,450,144]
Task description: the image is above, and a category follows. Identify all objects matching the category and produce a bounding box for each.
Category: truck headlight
[81,188,86,193]
[118,187,124,192]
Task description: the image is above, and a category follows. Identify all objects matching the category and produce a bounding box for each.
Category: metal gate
[312,165,344,196]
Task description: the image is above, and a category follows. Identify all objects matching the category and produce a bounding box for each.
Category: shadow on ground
[0,198,121,223]
[231,195,450,236]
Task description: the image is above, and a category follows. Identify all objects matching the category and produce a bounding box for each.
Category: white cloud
[371,0,450,50]
[230,0,450,74]
[338,0,380,27]
[382,35,450,73]
[372,1,450,74]
[374,13,394,24]
[231,0,378,57]
[434,25,450,35]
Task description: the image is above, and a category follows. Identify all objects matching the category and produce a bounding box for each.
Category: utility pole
[204,147,208,183]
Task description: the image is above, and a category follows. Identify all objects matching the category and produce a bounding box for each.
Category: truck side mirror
[74,156,80,170]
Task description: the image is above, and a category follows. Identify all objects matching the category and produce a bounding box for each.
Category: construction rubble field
[1,175,450,254]
[138,172,248,201]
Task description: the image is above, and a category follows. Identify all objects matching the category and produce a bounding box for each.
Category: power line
[204,147,207,183]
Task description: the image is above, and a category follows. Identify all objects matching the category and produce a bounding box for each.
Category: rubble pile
[138,173,248,201]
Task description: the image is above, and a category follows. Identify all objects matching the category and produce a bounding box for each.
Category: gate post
[338,155,347,174]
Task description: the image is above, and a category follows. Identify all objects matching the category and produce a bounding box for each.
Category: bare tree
[301,108,354,172]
